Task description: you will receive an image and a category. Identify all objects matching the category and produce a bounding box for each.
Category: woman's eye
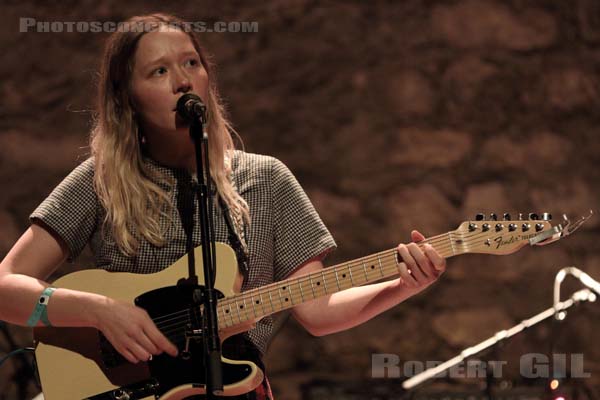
[153,67,167,76]
[185,58,199,67]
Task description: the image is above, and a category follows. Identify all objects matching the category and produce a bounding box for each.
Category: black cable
[0,347,35,368]
[1,322,42,395]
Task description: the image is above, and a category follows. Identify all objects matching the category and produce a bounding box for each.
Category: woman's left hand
[395,230,446,290]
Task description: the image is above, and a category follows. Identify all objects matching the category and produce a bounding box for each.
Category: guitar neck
[217,230,461,330]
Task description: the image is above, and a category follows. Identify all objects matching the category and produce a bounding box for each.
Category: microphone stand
[186,109,223,398]
[401,286,596,391]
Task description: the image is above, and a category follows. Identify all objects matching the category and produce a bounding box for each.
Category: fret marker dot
[240,305,244,309]
[316,282,321,286]
[342,274,346,278]
[255,300,260,304]
[225,309,230,313]
[284,298,289,302]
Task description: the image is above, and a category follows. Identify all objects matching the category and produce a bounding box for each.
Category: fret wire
[286,283,294,305]
[228,304,235,326]
[309,275,316,298]
[231,302,237,325]
[298,278,305,302]
[220,307,228,329]
[234,299,243,323]
[242,297,249,320]
[249,293,257,318]
[377,255,385,278]
[268,291,275,313]
[334,269,341,290]
[277,285,284,308]
[259,292,266,316]
[348,264,354,285]
[362,260,368,282]
[321,271,328,293]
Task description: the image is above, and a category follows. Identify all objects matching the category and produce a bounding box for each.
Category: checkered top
[30,150,337,354]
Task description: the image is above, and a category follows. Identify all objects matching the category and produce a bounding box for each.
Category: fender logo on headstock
[494,233,538,249]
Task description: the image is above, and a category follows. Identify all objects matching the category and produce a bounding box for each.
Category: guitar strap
[174,172,249,280]
[218,195,250,281]
[175,173,196,266]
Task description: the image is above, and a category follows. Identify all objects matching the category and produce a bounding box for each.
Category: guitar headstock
[453,211,593,255]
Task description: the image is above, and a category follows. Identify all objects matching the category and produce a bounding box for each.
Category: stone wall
[1,1,599,399]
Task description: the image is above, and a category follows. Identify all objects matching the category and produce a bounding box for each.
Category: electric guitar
[34,212,591,399]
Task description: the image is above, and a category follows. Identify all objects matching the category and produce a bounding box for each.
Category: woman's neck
[144,135,197,172]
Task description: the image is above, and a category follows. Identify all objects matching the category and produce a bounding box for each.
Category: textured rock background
[1,1,599,399]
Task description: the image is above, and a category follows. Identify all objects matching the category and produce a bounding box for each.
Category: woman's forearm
[0,272,105,328]
[292,278,425,336]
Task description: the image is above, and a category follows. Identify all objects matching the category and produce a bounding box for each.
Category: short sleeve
[29,158,98,262]
[271,158,336,281]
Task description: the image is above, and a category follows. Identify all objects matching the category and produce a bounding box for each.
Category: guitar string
[150,228,468,325]
[154,237,486,335]
[151,226,542,335]
[215,227,500,310]
[150,220,542,326]
[149,230,461,328]
[151,226,531,334]
[220,222,544,313]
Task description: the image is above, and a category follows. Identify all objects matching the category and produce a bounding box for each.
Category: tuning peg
[529,213,539,220]
[535,223,545,232]
[475,213,485,221]
[503,213,511,220]
[468,223,477,232]
[509,223,517,231]
[542,212,552,221]
[490,213,498,221]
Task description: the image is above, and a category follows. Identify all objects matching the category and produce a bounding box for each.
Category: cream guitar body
[35,244,262,399]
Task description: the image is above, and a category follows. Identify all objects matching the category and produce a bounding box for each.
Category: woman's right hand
[92,296,179,364]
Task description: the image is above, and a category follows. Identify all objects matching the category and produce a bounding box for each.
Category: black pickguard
[95,284,257,397]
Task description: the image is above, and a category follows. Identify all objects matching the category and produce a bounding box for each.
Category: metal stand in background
[402,267,599,392]
[0,321,38,398]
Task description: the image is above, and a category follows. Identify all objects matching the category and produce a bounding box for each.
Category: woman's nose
[174,71,192,93]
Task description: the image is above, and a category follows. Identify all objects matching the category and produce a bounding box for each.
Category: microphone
[569,267,600,295]
[176,93,207,123]
[553,266,598,321]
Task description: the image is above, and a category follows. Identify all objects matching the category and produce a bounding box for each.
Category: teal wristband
[26,287,57,327]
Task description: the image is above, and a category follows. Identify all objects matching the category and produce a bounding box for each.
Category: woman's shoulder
[230,150,297,194]
[75,156,95,172]
[230,150,281,177]
[60,157,96,185]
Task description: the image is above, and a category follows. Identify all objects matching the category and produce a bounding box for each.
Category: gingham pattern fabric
[30,150,336,355]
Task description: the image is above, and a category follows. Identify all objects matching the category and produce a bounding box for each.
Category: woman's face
[130,27,209,149]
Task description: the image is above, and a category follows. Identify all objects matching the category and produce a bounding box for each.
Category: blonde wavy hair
[90,13,249,257]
